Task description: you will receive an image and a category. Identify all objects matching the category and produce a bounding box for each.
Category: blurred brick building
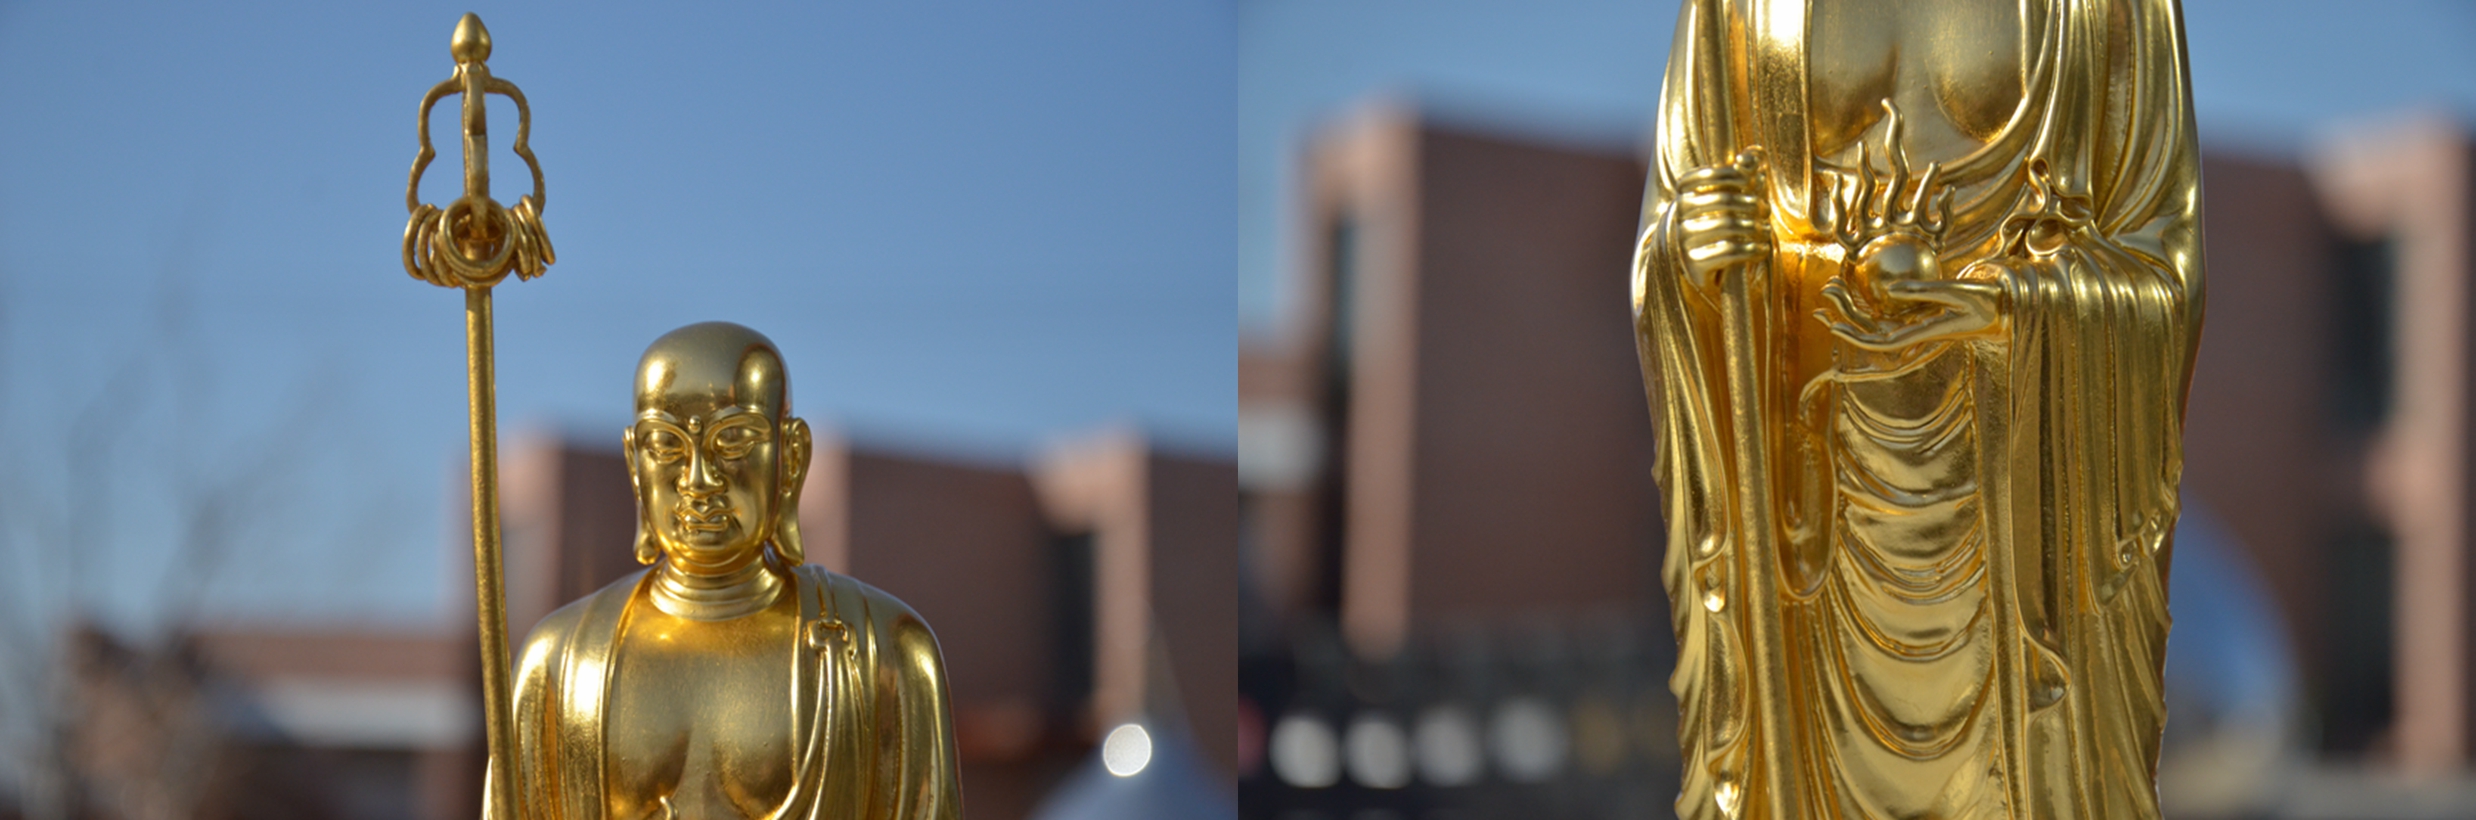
[69,427,1234,820]
[1238,101,2476,815]
[1242,104,1663,657]
[60,624,467,820]
[1238,104,1676,819]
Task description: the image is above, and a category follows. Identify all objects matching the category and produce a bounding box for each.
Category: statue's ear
[772,417,812,566]
[623,425,659,566]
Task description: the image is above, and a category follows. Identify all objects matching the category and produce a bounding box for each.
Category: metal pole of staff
[1709,149,1799,820]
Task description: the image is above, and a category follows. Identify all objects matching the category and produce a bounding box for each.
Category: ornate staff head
[403,13,555,289]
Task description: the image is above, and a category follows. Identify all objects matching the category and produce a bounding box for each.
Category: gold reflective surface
[399,15,556,820]
[396,18,957,818]
[497,323,961,819]
[1630,1,2203,817]
[404,13,553,291]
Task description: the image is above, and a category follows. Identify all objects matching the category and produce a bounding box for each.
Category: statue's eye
[644,429,687,461]
[712,425,765,456]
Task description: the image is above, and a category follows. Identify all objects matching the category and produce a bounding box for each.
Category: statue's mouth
[676,507,732,534]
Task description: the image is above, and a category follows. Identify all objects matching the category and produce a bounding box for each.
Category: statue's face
[632,399,781,565]
[624,323,806,571]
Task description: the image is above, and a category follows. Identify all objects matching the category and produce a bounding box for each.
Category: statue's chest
[1806,0,2028,159]
[605,609,798,817]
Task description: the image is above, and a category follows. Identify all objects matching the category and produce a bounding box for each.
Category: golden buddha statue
[1631,1,2202,818]
[492,322,961,819]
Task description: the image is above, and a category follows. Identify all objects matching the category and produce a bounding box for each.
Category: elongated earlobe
[624,426,660,565]
[771,418,812,566]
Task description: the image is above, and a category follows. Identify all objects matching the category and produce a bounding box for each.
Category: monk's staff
[399,14,556,820]
[1671,8,1801,807]
[1709,148,1798,820]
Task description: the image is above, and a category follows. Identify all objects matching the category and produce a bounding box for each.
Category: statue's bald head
[626,321,812,569]
[635,321,790,422]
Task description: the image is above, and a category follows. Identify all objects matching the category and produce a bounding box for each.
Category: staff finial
[452,13,491,63]
[404,12,553,289]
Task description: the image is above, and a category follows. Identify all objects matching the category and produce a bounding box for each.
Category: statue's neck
[649,551,783,621]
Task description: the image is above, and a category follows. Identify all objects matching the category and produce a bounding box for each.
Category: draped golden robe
[1631,1,2202,818]
[491,565,961,820]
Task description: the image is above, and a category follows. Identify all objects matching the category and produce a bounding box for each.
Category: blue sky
[0,2,1235,628]
[3,0,2473,632]
[1240,0,2476,335]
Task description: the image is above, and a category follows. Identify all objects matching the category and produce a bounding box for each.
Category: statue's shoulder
[791,565,921,620]
[788,565,942,649]
[781,566,959,811]
[515,569,651,669]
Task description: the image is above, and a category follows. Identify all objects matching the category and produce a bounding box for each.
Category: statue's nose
[680,448,726,495]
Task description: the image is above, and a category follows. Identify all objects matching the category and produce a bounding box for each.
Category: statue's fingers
[1685,236,1767,261]
[1901,279,2003,295]
[1815,301,1876,335]
[1685,238,1768,270]
[1828,322,1902,351]
[1818,285,1878,332]
[1950,282,2006,311]
[1888,279,1999,302]
[1678,164,1752,192]
[1679,212,1767,242]
[1887,286,1968,310]
[1956,281,2006,298]
[1864,320,1944,351]
[1818,278,1857,306]
[1683,187,1762,218]
[1678,187,1763,213]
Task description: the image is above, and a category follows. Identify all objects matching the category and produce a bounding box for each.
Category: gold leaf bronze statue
[499,322,961,818]
[1629,1,2203,818]
[397,17,959,819]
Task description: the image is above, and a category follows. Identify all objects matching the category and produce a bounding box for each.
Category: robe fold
[1632,0,2202,817]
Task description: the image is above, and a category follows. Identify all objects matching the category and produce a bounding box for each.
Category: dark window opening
[2328,235,2395,432]
[1049,530,1095,720]
[1313,215,1359,614]
[2318,517,2395,755]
